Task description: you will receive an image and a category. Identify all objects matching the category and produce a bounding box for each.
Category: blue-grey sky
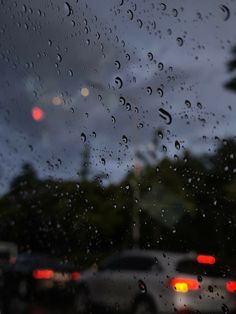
[0,0,236,193]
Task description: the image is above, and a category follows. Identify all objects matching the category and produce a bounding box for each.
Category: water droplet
[146,86,152,95]
[159,108,172,125]
[81,133,86,142]
[219,4,230,21]
[160,3,167,10]
[162,145,167,152]
[138,280,147,293]
[148,52,153,61]
[119,96,125,105]
[68,69,73,76]
[137,19,143,28]
[175,140,180,150]
[157,88,163,97]
[134,107,139,113]
[127,9,133,20]
[125,53,130,61]
[96,32,100,39]
[137,123,143,128]
[185,100,191,108]
[101,158,106,165]
[115,76,123,89]
[115,60,121,69]
[158,131,163,139]
[172,8,178,17]
[64,2,72,16]
[197,102,202,109]
[48,39,52,47]
[158,62,164,71]
[122,135,128,143]
[176,37,184,47]
[57,53,62,62]
[222,304,229,314]
[111,116,116,123]
[92,131,96,138]
[126,103,131,111]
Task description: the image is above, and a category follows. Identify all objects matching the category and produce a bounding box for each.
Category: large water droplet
[115,76,123,89]
[127,9,133,20]
[101,158,106,165]
[64,2,72,16]
[159,108,172,125]
[219,4,230,21]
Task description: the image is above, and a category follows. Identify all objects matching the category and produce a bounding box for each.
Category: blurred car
[1,253,80,313]
[74,250,236,314]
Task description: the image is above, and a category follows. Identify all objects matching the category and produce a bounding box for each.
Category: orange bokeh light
[32,107,44,121]
[52,96,63,106]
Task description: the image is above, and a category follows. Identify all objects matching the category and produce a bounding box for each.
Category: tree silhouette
[225,46,236,91]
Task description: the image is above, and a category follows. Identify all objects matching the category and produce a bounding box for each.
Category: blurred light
[32,107,44,121]
[226,281,236,293]
[71,272,81,281]
[33,269,54,280]
[52,96,63,106]
[81,87,89,97]
[174,283,188,293]
[170,278,199,293]
[197,255,216,265]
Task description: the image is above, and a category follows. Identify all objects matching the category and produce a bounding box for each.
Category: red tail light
[170,278,199,293]
[33,269,54,280]
[197,255,216,265]
[71,272,80,281]
[226,281,236,293]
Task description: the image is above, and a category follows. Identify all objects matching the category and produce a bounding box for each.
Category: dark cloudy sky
[0,0,236,194]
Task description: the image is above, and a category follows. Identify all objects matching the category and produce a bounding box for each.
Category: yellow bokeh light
[174,283,189,293]
[81,87,89,97]
[52,96,63,106]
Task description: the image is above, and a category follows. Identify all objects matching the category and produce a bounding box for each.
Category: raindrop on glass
[146,86,152,95]
[138,280,147,293]
[122,135,128,143]
[64,2,72,16]
[176,37,184,47]
[115,76,123,89]
[81,133,86,142]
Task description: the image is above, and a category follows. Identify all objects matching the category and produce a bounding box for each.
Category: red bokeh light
[196,255,216,265]
[32,107,44,121]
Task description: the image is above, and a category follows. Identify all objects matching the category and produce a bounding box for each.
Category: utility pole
[131,158,142,248]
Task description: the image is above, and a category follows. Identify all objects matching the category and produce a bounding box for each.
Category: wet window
[0,0,236,313]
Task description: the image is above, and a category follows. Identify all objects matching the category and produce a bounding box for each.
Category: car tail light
[170,278,199,293]
[71,272,80,281]
[33,269,54,280]
[196,255,216,265]
[226,281,236,293]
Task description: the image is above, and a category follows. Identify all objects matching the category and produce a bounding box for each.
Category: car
[1,253,80,313]
[73,249,236,314]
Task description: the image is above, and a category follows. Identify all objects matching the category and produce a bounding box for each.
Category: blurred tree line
[0,135,236,267]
